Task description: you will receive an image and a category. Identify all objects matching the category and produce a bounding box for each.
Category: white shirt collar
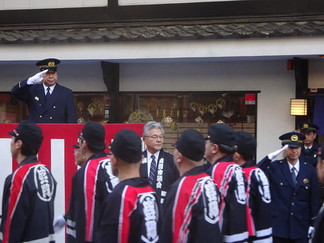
[288,160,300,173]
[43,84,56,94]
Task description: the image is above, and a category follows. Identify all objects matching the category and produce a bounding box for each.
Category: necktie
[149,155,157,186]
[46,87,51,100]
[291,167,298,186]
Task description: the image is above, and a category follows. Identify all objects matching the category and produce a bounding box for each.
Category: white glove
[268,144,289,160]
[53,215,66,233]
[27,70,48,85]
[308,226,314,238]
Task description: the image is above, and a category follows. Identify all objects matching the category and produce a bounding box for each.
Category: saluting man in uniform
[140,121,179,206]
[11,58,77,123]
[258,131,320,243]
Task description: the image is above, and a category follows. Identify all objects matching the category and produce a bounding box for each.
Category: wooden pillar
[293,57,309,128]
[101,61,121,123]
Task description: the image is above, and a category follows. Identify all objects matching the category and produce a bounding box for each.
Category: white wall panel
[0,0,106,10]
[119,0,242,5]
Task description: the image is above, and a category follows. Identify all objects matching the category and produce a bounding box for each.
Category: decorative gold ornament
[291,135,298,142]
[303,178,309,184]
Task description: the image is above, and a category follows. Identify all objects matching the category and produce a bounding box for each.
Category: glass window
[120,92,257,151]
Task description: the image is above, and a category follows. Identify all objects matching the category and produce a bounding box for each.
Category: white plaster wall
[0,0,107,10]
[120,60,296,161]
[0,61,107,92]
[119,0,241,6]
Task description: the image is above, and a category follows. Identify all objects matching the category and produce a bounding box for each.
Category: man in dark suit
[258,131,320,243]
[140,121,179,206]
[11,58,77,123]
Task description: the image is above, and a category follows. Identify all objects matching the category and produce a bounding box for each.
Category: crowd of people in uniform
[1,56,324,243]
[1,118,324,243]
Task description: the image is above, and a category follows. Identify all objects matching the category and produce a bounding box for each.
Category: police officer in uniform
[0,120,57,243]
[11,58,77,123]
[299,122,320,167]
[258,132,320,243]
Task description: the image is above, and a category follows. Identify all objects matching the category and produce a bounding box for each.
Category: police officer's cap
[236,131,256,160]
[174,129,205,162]
[206,123,237,148]
[8,120,43,154]
[110,129,142,163]
[300,122,319,133]
[36,58,60,73]
[279,132,305,148]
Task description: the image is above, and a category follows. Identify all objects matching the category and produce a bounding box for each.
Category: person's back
[204,123,248,243]
[161,129,222,243]
[0,120,56,243]
[65,121,118,243]
[96,129,159,243]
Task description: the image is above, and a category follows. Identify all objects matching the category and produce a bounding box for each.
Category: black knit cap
[236,131,256,160]
[110,129,142,163]
[175,129,205,161]
[8,120,43,154]
[81,121,106,151]
[207,123,236,147]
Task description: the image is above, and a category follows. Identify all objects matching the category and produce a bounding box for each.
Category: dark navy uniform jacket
[258,157,320,240]
[140,149,179,206]
[11,79,76,123]
[299,143,321,167]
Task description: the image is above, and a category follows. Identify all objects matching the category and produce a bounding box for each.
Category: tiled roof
[1,18,324,44]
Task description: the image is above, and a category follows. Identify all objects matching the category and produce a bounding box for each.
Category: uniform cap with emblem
[8,120,43,155]
[174,129,205,162]
[300,122,319,133]
[279,131,305,148]
[36,58,60,73]
[110,129,142,163]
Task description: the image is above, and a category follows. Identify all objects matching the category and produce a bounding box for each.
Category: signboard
[0,123,144,242]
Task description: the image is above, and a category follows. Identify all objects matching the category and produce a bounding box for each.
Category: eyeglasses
[147,135,164,140]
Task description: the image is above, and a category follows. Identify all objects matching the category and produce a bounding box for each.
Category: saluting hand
[27,69,48,85]
[268,144,289,160]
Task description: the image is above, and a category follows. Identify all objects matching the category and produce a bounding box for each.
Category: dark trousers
[273,236,308,243]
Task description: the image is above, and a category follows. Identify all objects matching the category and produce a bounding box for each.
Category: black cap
[279,132,305,148]
[36,58,60,72]
[110,129,142,163]
[81,121,105,151]
[207,123,236,147]
[175,129,205,161]
[300,122,319,133]
[236,131,256,160]
[8,120,43,154]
